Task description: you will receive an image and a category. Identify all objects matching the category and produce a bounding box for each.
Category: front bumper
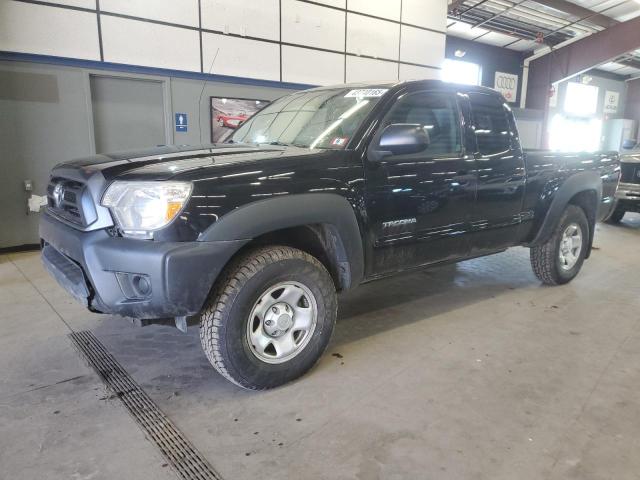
[39,212,247,319]
[615,182,640,213]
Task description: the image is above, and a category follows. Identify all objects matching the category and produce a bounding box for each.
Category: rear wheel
[200,246,337,390]
[530,205,589,285]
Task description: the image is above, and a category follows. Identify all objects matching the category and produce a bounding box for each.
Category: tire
[607,207,625,224]
[200,246,337,390]
[530,205,589,286]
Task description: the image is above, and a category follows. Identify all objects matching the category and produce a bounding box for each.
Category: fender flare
[198,193,365,289]
[529,171,602,254]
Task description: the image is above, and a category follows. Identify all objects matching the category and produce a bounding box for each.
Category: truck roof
[306,79,502,97]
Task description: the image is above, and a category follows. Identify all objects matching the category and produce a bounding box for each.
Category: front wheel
[200,246,337,390]
[530,205,589,285]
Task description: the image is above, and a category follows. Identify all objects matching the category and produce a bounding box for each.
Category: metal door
[90,75,167,153]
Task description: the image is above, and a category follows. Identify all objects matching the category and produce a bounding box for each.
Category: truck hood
[60,144,321,181]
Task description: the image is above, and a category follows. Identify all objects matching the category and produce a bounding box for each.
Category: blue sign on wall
[175,113,188,132]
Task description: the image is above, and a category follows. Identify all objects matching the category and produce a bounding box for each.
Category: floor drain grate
[69,330,223,480]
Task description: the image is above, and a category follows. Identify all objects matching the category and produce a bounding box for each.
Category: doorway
[90,75,167,153]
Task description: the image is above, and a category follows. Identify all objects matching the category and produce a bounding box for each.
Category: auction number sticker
[345,89,389,98]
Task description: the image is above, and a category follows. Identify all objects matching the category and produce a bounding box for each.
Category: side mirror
[622,139,637,150]
[374,124,430,159]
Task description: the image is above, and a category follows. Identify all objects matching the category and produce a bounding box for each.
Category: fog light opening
[115,272,152,300]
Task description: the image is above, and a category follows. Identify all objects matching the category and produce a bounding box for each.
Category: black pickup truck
[40,80,620,389]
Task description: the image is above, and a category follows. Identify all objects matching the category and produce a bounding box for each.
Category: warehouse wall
[445,36,524,105]
[0,0,447,84]
[549,74,628,119]
[0,60,298,248]
[624,78,640,125]
[0,0,449,248]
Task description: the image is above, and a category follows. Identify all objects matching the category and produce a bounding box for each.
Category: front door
[364,90,477,276]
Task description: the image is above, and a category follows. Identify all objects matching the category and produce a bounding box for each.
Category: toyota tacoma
[40,80,620,389]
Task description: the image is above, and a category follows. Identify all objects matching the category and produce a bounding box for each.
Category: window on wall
[564,82,599,116]
[442,59,481,86]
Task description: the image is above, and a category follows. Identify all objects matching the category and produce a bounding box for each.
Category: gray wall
[0,60,298,248]
[168,77,293,146]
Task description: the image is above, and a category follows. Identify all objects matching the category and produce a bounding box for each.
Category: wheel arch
[198,193,365,291]
[529,172,601,259]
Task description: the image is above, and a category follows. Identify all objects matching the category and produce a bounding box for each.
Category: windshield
[227,87,389,149]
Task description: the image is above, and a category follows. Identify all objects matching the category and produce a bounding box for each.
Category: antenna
[198,47,220,145]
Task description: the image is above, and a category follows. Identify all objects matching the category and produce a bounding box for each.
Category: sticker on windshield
[344,89,389,98]
[331,137,348,146]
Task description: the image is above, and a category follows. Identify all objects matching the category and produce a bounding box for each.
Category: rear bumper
[39,212,247,319]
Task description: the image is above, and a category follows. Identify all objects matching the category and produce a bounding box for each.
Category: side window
[384,92,462,156]
[469,93,512,156]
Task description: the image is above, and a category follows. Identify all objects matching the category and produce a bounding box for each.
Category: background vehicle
[216,113,248,129]
[608,148,640,223]
[40,81,620,389]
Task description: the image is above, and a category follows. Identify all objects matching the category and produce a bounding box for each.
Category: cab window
[383,92,462,156]
[469,93,512,156]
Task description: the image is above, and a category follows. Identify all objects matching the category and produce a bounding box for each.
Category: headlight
[102,181,192,238]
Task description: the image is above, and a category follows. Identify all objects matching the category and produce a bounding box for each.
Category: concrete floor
[1,214,639,480]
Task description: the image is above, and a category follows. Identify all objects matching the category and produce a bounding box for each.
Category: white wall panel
[202,33,280,81]
[400,26,445,67]
[282,0,345,52]
[399,64,440,81]
[401,0,446,31]
[346,56,397,83]
[45,0,96,8]
[348,0,400,21]
[0,1,99,60]
[347,14,399,61]
[282,46,343,85]
[102,16,200,71]
[0,0,449,87]
[201,0,279,41]
[100,0,199,27]
[310,0,345,7]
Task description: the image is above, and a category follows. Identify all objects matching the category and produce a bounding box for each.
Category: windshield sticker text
[345,89,389,98]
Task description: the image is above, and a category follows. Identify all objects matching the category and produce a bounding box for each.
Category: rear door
[467,93,526,253]
[364,90,477,275]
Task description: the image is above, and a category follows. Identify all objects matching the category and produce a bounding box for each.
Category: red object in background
[216,113,248,129]
[536,32,544,44]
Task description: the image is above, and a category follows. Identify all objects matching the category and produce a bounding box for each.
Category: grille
[69,331,223,480]
[620,163,639,184]
[47,177,87,225]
